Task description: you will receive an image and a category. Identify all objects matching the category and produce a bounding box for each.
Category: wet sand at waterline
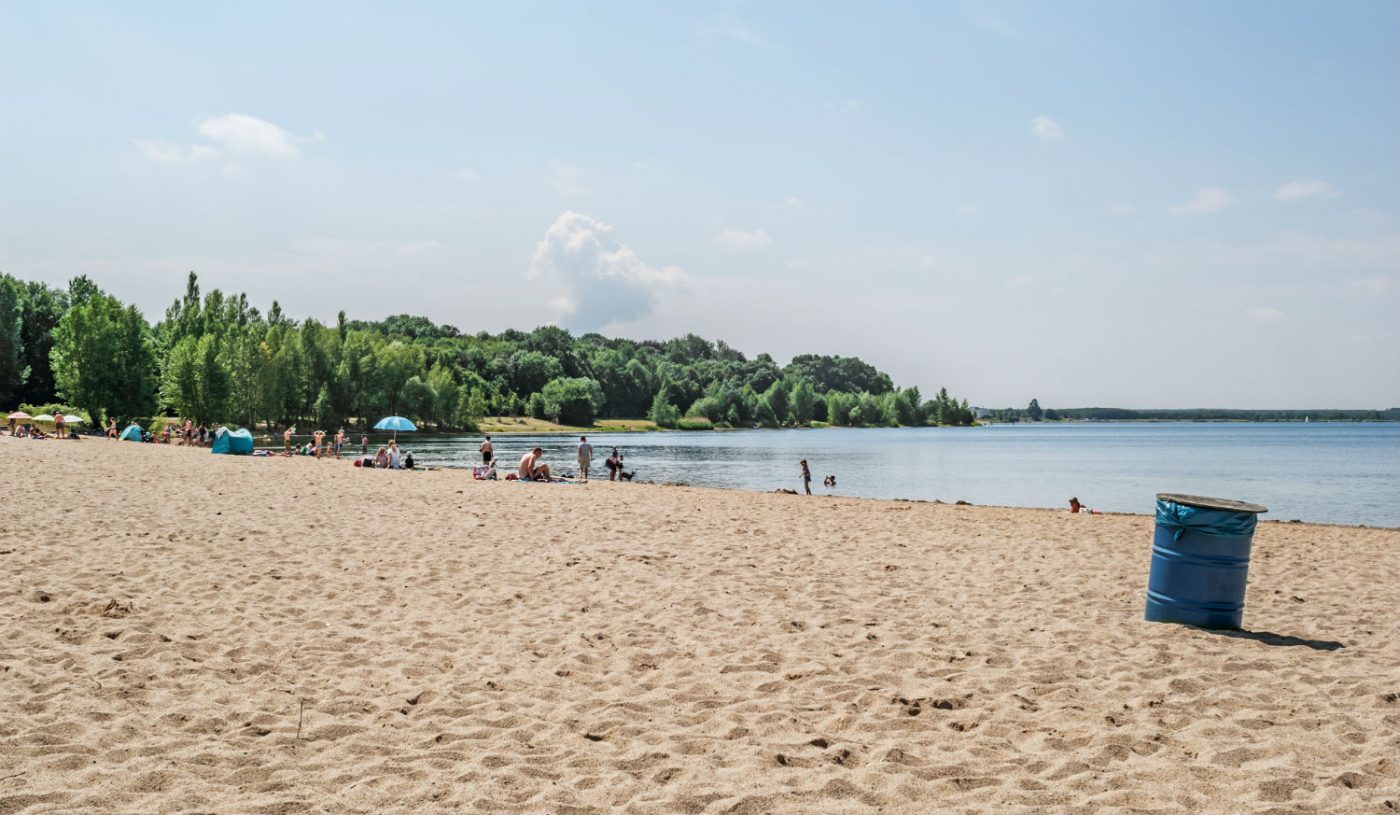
[2,437,1396,814]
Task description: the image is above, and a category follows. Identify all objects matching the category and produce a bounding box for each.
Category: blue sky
[2,1,1397,408]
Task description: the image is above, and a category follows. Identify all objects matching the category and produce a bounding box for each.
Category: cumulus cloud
[1246,307,1284,324]
[714,228,772,250]
[1030,116,1063,140]
[1171,188,1234,215]
[1275,180,1339,202]
[135,114,321,163]
[528,211,683,331]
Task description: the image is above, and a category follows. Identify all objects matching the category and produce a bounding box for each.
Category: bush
[677,417,714,431]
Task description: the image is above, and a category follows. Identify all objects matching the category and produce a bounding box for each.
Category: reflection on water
[371,423,1399,527]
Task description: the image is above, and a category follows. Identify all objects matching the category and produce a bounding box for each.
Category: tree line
[0,272,978,432]
[985,399,1398,423]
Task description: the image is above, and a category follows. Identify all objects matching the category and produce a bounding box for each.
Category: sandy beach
[1,436,1396,814]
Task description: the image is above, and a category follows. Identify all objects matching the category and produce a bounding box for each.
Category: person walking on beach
[106,417,117,439]
[800,459,812,496]
[480,435,493,465]
[576,436,593,481]
[284,425,296,454]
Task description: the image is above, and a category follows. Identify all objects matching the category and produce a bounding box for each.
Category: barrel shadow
[1192,627,1344,651]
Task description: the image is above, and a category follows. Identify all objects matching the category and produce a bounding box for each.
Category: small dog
[823,475,836,488]
[620,470,636,481]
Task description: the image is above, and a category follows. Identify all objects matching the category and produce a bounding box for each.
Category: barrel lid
[1157,493,1267,514]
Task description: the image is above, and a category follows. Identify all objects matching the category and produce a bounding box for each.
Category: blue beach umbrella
[373,415,417,440]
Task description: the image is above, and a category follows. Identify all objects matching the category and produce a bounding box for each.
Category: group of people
[469,434,629,483]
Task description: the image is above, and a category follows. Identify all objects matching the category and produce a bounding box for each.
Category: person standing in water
[576,436,593,481]
[800,459,812,496]
[480,435,494,465]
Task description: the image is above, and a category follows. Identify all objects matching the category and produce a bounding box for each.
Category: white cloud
[1275,180,1339,202]
[135,114,319,163]
[454,167,481,183]
[1030,116,1063,140]
[132,139,216,164]
[1347,276,1392,296]
[528,211,683,331]
[714,228,773,250]
[1171,187,1234,215]
[197,114,316,158]
[1246,307,1284,324]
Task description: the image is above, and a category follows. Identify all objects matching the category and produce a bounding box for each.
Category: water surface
[388,423,1400,527]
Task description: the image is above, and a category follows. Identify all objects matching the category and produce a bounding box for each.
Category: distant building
[972,406,992,419]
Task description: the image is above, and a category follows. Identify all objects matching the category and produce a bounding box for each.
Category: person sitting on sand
[518,447,550,482]
[388,441,401,469]
[404,450,415,470]
[374,446,390,468]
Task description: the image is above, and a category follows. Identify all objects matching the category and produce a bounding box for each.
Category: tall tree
[0,275,24,405]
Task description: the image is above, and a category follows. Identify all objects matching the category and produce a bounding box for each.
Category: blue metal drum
[1144,493,1267,629]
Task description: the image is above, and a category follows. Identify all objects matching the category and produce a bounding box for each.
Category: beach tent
[211,427,254,455]
[119,424,143,441]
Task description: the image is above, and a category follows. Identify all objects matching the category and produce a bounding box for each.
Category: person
[360,434,369,455]
[480,435,494,465]
[53,413,65,439]
[107,417,117,439]
[1068,497,1101,515]
[7,417,15,436]
[284,425,296,454]
[605,447,622,481]
[404,450,415,470]
[800,459,812,496]
[162,425,171,444]
[576,436,593,481]
[334,428,345,460]
[374,446,390,468]
[388,440,401,469]
[518,447,550,481]
[183,418,194,446]
[312,429,325,459]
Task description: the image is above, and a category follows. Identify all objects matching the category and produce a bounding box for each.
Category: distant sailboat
[1304,416,1311,423]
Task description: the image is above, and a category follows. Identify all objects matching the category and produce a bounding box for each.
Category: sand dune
[1,436,1396,813]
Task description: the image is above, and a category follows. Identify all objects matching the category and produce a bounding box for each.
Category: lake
[389,423,1400,527]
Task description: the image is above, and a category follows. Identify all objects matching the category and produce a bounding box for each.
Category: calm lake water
[390,423,1400,527]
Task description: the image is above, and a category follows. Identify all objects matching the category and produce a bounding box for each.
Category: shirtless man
[284,425,296,454]
[480,435,494,465]
[313,429,326,459]
[334,427,345,459]
[518,447,549,481]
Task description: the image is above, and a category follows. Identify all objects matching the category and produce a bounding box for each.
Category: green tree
[541,377,605,426]
[52,284,156,424]
[790,379,815,424]
[762,380,790,425]
[1027,398,1043,421]
[15,280,68,405]
[0,275,24,405]
[648,390,680,428]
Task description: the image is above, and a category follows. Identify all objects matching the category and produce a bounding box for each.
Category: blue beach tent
[211,427,254,455]
[119,424,143,441]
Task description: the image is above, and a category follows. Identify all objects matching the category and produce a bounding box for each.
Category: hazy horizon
[3,2,1397,410]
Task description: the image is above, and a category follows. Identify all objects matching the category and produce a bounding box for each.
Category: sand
[1,436,1396,814]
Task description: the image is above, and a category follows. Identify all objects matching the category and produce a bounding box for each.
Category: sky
[1,1,1397,409]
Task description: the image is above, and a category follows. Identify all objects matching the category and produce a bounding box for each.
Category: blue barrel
[1144,493,1267,629]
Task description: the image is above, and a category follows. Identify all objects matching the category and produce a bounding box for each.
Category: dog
[620,470,636,481]
[823,475,836,488]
